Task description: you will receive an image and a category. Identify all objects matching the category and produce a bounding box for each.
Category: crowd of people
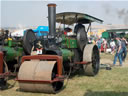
[113,37,128,66]
[95,38,108,53]
[95,36,128,66]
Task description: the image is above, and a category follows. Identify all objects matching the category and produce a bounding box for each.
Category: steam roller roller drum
[18,60,64,93]
[83,44,100,76]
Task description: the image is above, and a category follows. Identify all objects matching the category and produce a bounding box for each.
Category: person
[113,37,123,66]
[110,39,116,54]
[92,39,96,45]
[96,38,102,52]
[121,37,128,61]
[64,27,72,35]
[103,38,107,52]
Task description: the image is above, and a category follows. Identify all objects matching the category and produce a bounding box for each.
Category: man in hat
[113,36,123,66]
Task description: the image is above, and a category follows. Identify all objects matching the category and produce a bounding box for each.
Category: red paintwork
[16,76,64,83]
[0,52,3,74]
[21,55,63,76]
[17,55,64,84]
[64,32,67,35]
[0,72,16,78]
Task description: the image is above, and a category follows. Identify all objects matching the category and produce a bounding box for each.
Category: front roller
[17,55,64,93]
[83,44,100,76]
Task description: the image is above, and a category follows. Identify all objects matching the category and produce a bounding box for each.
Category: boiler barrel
[60,49,74,61]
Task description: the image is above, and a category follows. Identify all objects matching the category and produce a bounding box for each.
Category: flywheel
[23,29,37,55]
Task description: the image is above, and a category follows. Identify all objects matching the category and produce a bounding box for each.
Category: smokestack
[47,4,56,38]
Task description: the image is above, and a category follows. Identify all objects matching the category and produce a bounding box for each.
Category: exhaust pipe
[47,4,56,38]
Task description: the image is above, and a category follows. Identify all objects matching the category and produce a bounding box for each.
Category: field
[0,53,128,96]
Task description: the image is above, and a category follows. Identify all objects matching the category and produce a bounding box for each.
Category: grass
[0,53,128,96]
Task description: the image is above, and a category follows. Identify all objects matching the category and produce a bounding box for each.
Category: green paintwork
[66,38,77,48]
[62,35,77,48]
[3,46,23,62]
[8,40,12,47]
[105,29,128,32]
[102,29,128,39]
[62,35,67,47]
[102,32,109,39]
[60,35,76,61]
[60,49,74,61]
[3,39,23,62]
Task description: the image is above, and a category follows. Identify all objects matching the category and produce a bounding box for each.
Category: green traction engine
[0,30,24,89]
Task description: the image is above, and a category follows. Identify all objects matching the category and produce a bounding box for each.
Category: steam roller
[17,3,103,93]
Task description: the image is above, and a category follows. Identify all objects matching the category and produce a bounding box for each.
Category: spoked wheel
[83,44,100,76]
[91,47,100,74]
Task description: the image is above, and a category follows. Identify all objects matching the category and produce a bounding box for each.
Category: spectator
[113,37,123,66]
[93,39,96,45]
[64,27,72,35]
[103,38,107,52]
[110,39,116,54]
[96,38,102,52]
[121,37,128,62]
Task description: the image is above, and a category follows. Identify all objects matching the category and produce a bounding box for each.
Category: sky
[1,0,128,28]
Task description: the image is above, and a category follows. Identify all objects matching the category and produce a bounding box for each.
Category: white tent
[11,29,24,37]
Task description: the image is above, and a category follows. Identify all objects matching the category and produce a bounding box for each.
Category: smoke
[102,3,114,16]
[102,2,128,25]
[124,15,128,25]
[17,24,25,29]
[117,9,125,18]
[117,9,128,25]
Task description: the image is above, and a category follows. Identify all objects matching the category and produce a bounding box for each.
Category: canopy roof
[56,12,103,25]
[105,29,128,33]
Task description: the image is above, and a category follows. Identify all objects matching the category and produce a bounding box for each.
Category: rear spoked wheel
[83,44,100,76]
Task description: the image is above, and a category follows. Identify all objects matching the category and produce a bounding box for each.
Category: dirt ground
[100,53,128,67]
[101,59,128,67]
